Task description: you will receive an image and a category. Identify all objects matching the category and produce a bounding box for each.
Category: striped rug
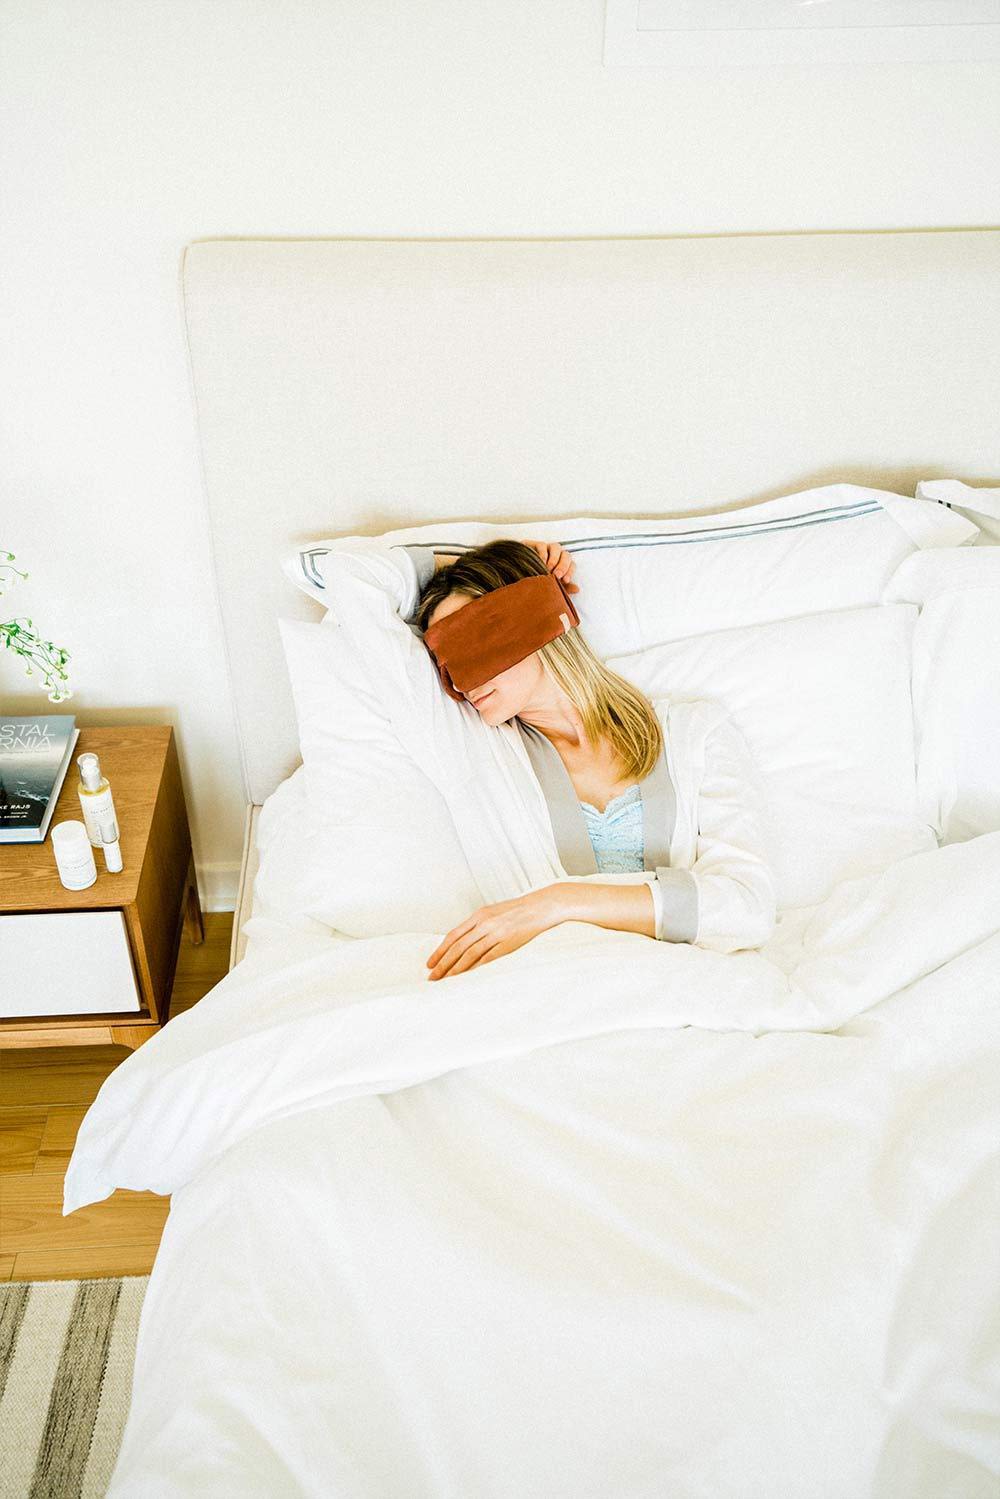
[0,1276,148,1499]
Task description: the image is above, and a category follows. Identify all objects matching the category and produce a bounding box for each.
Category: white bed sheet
[64,808,1000,1498]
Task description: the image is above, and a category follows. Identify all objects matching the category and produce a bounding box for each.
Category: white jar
[51,820,98,890]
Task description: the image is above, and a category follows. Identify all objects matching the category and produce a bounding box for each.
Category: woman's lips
[471,689,494,705]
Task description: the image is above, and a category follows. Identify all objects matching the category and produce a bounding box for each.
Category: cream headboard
[180,231,1000,805]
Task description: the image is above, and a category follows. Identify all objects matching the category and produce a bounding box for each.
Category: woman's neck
[519,714,586,753]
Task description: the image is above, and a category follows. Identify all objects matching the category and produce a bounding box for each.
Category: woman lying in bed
[405,539,776,979]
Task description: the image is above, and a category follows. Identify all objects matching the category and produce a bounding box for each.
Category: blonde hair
[415,540,663,782]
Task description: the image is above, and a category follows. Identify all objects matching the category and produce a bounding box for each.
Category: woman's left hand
[523,540,580,594]
[426,885,567,979]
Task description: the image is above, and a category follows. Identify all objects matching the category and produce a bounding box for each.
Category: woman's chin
[479,701,507,723]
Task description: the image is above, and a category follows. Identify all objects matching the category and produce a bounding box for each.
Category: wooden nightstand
[0,725,203,1051]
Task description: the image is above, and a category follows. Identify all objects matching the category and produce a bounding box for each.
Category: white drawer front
[0,911,141,1018]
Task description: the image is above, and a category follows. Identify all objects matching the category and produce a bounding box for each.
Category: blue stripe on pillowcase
[299,550,329,587]
[567,503,882,552]
[560,499,882,551]
[297,497,883,587]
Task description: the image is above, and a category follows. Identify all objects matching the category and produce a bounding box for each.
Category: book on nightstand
[0,714,80,842]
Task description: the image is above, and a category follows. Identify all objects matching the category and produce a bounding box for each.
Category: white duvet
[65,832,1000,1497]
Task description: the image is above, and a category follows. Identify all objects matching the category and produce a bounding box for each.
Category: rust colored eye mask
[422,572,581,703]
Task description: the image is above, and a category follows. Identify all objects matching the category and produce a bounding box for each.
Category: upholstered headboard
[180,231,1000,805]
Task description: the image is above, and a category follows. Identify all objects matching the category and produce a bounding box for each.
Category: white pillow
[283,482,977,658]
[277,616,483,937]
[915,479,1000,547]
[608,604,937,910]
[245,765,337,937]
[883,547,1000,846]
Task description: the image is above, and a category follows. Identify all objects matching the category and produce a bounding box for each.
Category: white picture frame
[604,0,1000,66]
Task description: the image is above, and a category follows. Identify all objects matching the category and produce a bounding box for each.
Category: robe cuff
[398,545,437,623]
[648,874,664,940]
[653,866,699,944]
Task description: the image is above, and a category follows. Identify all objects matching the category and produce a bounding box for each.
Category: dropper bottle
[77,752,119,850]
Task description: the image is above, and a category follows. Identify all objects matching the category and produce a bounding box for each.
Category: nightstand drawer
[0,911,142,1018]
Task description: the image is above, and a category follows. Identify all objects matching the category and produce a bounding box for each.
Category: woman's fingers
[426,915,477,968]
[429,931,495,979]
[438,934,501,978]
[427,923,485,977]
[468,945,504,970]
[526,540,579,593]
[426,936,465,978]
[554,555,580,593]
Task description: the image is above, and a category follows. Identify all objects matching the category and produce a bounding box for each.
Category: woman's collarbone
[560,747,637,814]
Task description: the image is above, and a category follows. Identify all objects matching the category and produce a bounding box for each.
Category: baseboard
[194,860,240,913]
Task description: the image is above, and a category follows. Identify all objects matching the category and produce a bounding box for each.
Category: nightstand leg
[111,1025,158,1051]
[184,855,205,945]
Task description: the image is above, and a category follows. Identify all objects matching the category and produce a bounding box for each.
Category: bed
[65,233,1000,1497]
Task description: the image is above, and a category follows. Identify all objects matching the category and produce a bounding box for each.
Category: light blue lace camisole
[578,783,645,873]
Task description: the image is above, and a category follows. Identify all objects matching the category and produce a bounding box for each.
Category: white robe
[302,537,777,954]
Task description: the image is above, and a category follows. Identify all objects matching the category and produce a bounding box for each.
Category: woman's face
[426,592,545,724]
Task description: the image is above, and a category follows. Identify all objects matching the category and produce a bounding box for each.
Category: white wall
[2,0,998,908]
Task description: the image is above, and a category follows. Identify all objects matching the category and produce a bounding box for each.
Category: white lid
[51,820,90,847]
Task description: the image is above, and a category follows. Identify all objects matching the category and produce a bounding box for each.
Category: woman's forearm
[551,881,656,940]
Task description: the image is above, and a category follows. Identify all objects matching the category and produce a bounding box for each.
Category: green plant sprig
[1,550,73,703]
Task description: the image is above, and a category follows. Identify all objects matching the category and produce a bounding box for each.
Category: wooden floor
[0,911,233,1283]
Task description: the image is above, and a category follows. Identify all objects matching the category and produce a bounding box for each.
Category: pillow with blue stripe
[282,482,977,658]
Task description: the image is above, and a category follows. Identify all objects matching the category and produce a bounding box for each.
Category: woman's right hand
[524,540,580,594]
